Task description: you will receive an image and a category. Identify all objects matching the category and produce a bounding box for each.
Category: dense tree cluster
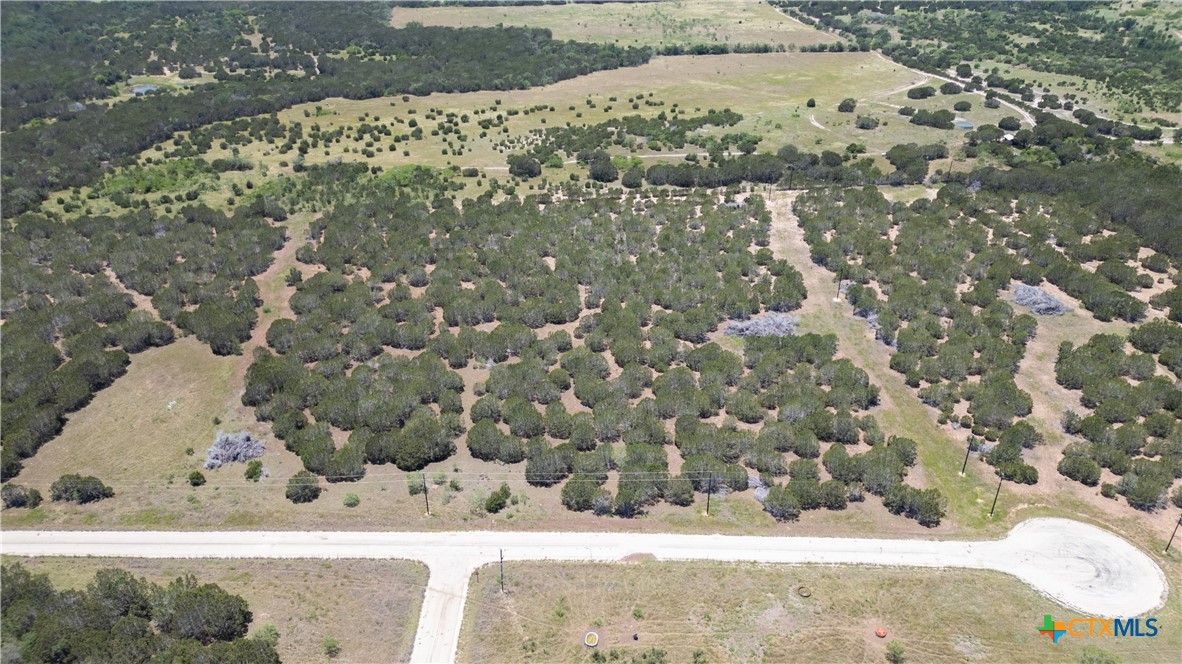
[1,563,277,662]
[793,185,1063,475]
[240,189,940,524]
[1055,329,1182,511]
[2,204,281,479]
[520,108,743,164]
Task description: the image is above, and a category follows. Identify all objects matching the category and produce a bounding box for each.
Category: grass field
[390,0,837,49]
[188,51,951,191]
[4,556,427,663]
[14,337,243,488]
[50,49,1022,219]
[457,558,1180,663]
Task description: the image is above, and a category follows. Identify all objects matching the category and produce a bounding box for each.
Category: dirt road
[1,518,1166,663]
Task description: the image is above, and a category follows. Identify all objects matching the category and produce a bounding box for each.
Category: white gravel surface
[2,518,1165,663]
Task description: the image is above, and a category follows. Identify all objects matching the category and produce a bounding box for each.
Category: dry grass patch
[458,559,1180,663]
[390,0,837,49]
[4,557,427,664]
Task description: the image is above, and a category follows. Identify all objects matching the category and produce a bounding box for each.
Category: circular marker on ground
[797,585,812,598]
[584,632,599,648]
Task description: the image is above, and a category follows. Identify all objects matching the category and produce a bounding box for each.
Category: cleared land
[3,556,428,664]
[390,0,837,48]
[459,558,1177,664]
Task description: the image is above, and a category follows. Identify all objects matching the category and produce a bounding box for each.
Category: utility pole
[960,437,973,476]
[1166,515,1182,553]
[422,472,430,516]
[989,474,1004,518]
[499,549,505,593]
[706,476,714,516]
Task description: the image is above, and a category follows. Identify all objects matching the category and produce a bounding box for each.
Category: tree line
[1,563,278,663]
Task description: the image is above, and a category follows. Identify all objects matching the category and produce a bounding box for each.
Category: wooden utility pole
[422,473,430,516]
[1166,515,1182,553]
[499,549,505,593]
[960,437,973,476]
[989,474,1004,518]
[706,476,714,516]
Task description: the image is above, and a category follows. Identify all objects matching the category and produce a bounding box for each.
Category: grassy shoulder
[458,559,1179,664]
[3,556,427,663]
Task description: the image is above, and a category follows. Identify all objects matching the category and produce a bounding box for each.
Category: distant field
[5,556,427,664]
[458,559,1181,663]
[391,0,837,48]
[195,52,929,185]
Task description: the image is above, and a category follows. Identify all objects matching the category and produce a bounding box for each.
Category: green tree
[285,471,322,504]
[763,485,801,521]
[155,576,252,644]
[50,474,114,504]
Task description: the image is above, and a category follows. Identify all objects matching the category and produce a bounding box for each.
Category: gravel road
[2,518,1165,663]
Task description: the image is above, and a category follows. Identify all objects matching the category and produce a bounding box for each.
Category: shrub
[485,483,511,513]
[323,637,341,658]
[1101,482,1117,498]
[953,101,972,112]
[665,476,694,506]
[939,81,963,95]
[50,474,114,504]
[883,484,945,527]
[1,484,43,509]
[286,470,322,504]
[907,86,936,99]
[407,474,427,496]
[188,470,206,487]
[1057,456,1101,486]
[245,460,263,481]
[837,98,857,112]
[806,98,816,108]
[1172,485,1182,509]
[344,493,360,508]
[763,485,801,521]
[854,115,879,130]
[998,116,1022,131]
[561,475,610,511]
[820,480,848,510]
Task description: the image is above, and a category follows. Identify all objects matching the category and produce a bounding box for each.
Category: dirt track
[1,518,1166,663]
